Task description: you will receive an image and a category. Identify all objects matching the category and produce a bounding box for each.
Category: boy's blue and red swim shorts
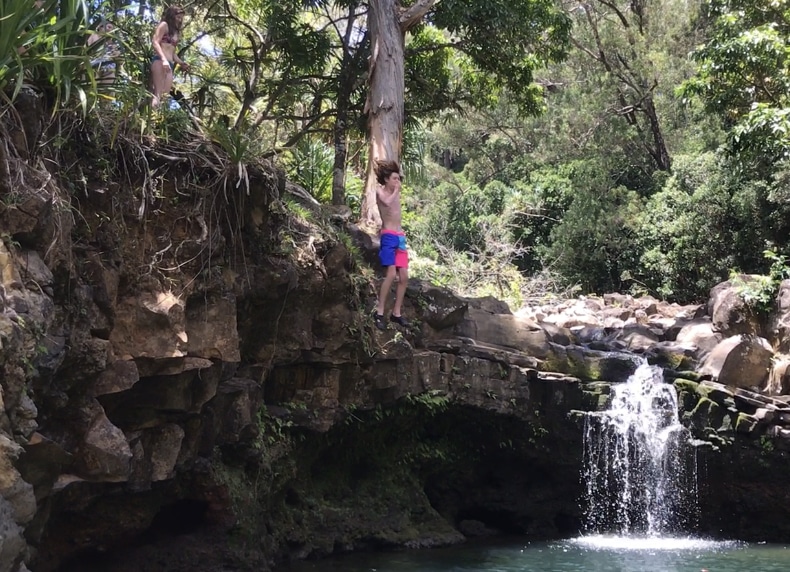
[379,229,409,269]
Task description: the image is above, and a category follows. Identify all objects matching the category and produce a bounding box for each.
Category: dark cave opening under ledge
[56,499,210,572]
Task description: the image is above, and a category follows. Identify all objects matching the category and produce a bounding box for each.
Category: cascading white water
[582,362,698,537]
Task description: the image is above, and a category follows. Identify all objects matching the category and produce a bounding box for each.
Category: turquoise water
[284,537,790,571]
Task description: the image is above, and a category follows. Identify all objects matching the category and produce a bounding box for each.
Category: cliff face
[0,132,586,572]
[3,110,790,572]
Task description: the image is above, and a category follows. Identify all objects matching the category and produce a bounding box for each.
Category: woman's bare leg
[150,60,172,107]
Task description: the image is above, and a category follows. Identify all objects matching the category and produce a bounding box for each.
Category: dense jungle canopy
[4,0,790,305]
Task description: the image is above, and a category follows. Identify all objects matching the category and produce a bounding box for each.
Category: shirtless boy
[373,160,409,330]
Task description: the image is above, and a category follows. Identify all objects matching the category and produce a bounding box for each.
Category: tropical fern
[0,0,94,113]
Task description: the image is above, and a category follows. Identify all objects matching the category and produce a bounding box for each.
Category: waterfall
[582,362,698,537]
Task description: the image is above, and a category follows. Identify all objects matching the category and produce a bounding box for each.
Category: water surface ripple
[285,537,790,572]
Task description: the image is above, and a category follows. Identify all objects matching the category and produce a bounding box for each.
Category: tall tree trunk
[360,0,438,225]
[332,105,350,206]
[360,0,405,227]
[642,96,672,171]
[332,3,363,206]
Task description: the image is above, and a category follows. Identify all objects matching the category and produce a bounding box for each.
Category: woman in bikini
[151,5,190,107]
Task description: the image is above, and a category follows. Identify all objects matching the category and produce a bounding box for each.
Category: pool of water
[283,536,790,572]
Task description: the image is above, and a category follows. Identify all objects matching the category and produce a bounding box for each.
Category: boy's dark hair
[374,160,401,185]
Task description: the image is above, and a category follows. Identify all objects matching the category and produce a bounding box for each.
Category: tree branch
[598,0,630,29]
[261,113,333,159]
[399,0,439,32]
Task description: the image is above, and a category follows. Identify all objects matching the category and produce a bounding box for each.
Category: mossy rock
[648,351,694,371]
[542,346,638,382]
[689,397,721,430]
[582,381,612,394]
[579,391,611,411]
[543,350,599,380]
[677,390,697,412]
[673,379,700,394]
[580,382,612,411]
[696,383,736,409]
[666,370,706,382]
[735,413,759,435]
[674,379,701,412]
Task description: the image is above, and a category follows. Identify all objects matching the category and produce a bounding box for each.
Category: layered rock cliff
[3,109,790,572]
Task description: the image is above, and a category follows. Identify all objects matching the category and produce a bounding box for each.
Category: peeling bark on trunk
[361,0,405,226]
[360,0,437,226]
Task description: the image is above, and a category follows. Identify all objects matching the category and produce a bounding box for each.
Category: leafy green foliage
[1,0,95,111]
[431,0,571,114]
[283,136,334,201]
[0,0,48,97]
[404,0,790,303]
[634,152,766,300]
[403,171,529,306]
[508,166,576,273]
[682,0,790,162]
[404,25,453,115]
[207,119,257,164]
[546,180,643,294]
[731,249,790,314]
[415,176,508,253]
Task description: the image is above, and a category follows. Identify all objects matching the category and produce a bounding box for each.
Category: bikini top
[162,33,178,46]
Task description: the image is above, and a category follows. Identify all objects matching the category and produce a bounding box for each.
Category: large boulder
[454,309,550,358]
[128,423,185,485]
[92,359,140,397]
[771,279,790,351]
[708,276,763,338]
[613,323,660,352]
[409,283,468,331]
[675,319,723,361]
[765,355,790,396]
[185,293,241,362]
[699,335,774,391]
[543,344,641,383]
[643,342,697,371]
